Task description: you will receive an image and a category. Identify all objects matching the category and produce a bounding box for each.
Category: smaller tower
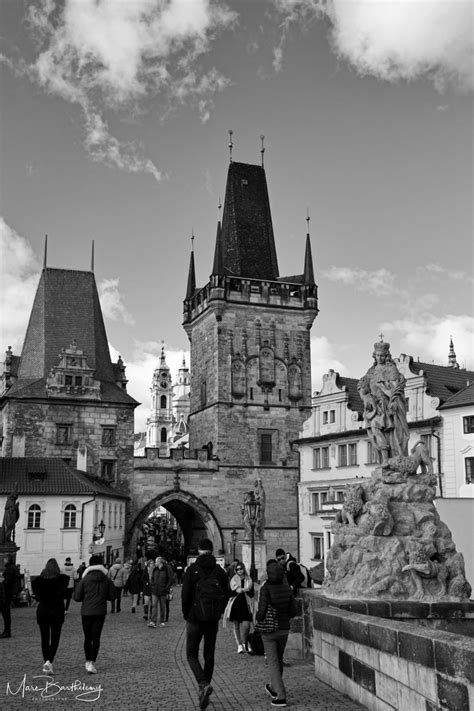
[146,345,174,453]
[448,336,460,369]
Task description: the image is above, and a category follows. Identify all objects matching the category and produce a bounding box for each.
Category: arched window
[160,395,167,409]
[160,427,167,443]
[63,504,77,529]
[27,504,41,529]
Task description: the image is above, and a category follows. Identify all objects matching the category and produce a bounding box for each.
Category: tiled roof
[219,162,279,280]
[0,458,128,498]
[4,268,137,406]
[409,361,474,405]
[6,378,138,405]
[439,382,474,409]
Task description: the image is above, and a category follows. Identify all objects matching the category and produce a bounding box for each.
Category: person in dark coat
[127,561,143,613]
[148,556,172,628]
[73,554,116,674]
[182,538,230,710]
[31,558,69,675]
[256,559,297,707]
[0,555,21,638]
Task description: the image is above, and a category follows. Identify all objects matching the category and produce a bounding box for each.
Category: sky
[1,0,473,433]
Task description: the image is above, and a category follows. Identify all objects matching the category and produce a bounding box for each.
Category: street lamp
[231,528,238,562]
[93,520,105,544]
[244,495,260,582]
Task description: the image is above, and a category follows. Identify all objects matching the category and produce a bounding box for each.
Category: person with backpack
[182,538,230,710]
[256,559,298,708]
[108,558,127,613]
[275,549,305,596]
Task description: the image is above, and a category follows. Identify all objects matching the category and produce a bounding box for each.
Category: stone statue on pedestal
[0,486,20,545]
[324,339,471,602]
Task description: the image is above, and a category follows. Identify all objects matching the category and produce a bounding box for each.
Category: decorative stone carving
[323,339,472,602]
[258,341,275,388]
[231,357,246,398]
[288,359,303,402]
[0,486,20,544]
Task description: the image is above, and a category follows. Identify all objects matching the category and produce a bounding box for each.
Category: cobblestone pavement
[0,589,365,710]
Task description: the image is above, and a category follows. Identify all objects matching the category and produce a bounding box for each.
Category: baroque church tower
[182,150,318,551]
[146,346,173,453]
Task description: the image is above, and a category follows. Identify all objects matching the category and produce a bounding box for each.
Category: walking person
[182,538,230,710]
[0,555,21,638]
[108,558,127,613]
[175,560,184,586]
[31,558,69,675]
[275,549,304,596]
[164,558,176,622]
[73,554,116,674]
[148,556,172,628]
[60,557,76,614]
[223,562,255,653]
[127,561,143,613]
[256,559,298,707]
[142,559,154,621]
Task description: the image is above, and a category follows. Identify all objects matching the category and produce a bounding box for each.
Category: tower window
[74,376,82,387]
[201,381,207,407]
[160,427,167,443]
[63,504,77,529]
[463,416,474,434]
[465,457,474,484]
[102,427,116,446]
[101,460,116,482]
[160,395,167,409]
[258,429,277,464]
[56,424,71,445]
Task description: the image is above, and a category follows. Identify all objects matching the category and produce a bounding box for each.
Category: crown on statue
[373,338,390,353]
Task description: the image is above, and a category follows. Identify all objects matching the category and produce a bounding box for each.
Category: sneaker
[85,661,91,672]
[43,661,53,675]
[160,622,166,627]
[148,621,156,628]
[88,662,97,674]
[0,632,11,638]
[237,644,245,654]
[265,684,277,699]
[271,700,287,707]
[198,684,213,710]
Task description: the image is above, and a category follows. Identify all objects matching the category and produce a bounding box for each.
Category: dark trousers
[38,616,63,662]
[111,587,122,612]
[64,588,73,611]
[1,597,12,634]
[186,620,218,687]
[81,614,106,663]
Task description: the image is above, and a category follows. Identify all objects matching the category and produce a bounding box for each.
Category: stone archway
[126,488,223,559]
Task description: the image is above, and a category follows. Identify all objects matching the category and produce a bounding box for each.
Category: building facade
[294,349,474,572]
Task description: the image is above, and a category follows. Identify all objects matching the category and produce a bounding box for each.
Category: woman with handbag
[222,562,255,653]
[255,559,297,707]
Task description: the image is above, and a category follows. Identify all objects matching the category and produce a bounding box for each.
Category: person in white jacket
[107,559,127,613]
[222,562,255,653]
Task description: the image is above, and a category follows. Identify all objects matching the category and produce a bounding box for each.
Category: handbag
[255,601,279,633]
[167,591,173,601]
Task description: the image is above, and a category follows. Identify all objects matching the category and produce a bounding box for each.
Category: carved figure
[402,542,447,599]
[358,340,410,464]
[254,479,265,539]
[335,483,365,526]
[1,486,20,544]
[241,491,254,539]
[364,491,393,536]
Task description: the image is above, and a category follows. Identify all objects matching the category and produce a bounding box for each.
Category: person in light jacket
[222,562,255,653]
[73,554,116,674]
[107,558,127,613]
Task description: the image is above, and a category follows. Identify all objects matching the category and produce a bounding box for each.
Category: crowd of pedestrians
[0,546,308,708]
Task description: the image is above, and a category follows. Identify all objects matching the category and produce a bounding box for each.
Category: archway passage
[128,489,223,562]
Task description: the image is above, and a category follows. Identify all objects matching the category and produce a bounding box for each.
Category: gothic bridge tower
[182,155,319,554]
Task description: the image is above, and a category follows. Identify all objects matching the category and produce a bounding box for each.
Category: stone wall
[301,590,474,710]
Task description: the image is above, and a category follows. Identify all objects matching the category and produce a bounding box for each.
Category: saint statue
[0,486,20,544]
[254,479,266,539]
[357,339,410,464]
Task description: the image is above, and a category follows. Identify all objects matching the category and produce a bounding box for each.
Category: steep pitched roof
[410,360,474,405]
[4,268,137,406]
[0,458,128,498]
[439,382,474,409]
[218,162,279,280]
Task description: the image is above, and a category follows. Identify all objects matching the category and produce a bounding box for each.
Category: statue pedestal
[241,539,267,582]
[0,542,19,572]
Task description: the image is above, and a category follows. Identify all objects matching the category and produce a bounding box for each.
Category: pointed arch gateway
[127,489,224,559]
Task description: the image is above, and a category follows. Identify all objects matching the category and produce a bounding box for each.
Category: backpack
[192,567,226,622]
[297,562,312,589]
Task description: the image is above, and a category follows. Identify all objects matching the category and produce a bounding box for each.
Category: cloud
[381,313,474,370]
[311,335,349,393]
[0,218,41,353]
[271,0,474,92]
[108,341,190,432]
[418,263,474,284]
[324,266,395,295]
[18,0,237,177]
[98,278,135,325]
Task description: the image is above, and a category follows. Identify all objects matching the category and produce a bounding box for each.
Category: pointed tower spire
[91,240,95,272]
[211,200,224,277]
[185,233,196,299]
[303,210,315,285]
[228,129,233,163]
[448,336,459,368]
[260,134,265,168]
[43,234,48,269]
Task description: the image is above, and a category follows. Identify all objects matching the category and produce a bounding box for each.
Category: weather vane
[228,129,233,163]
[260,134,265,168]
[306,208,310,233]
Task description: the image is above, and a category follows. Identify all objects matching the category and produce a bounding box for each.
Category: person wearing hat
[182,538,230,709]
[60,557,76,614]
[73,554,116,674]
